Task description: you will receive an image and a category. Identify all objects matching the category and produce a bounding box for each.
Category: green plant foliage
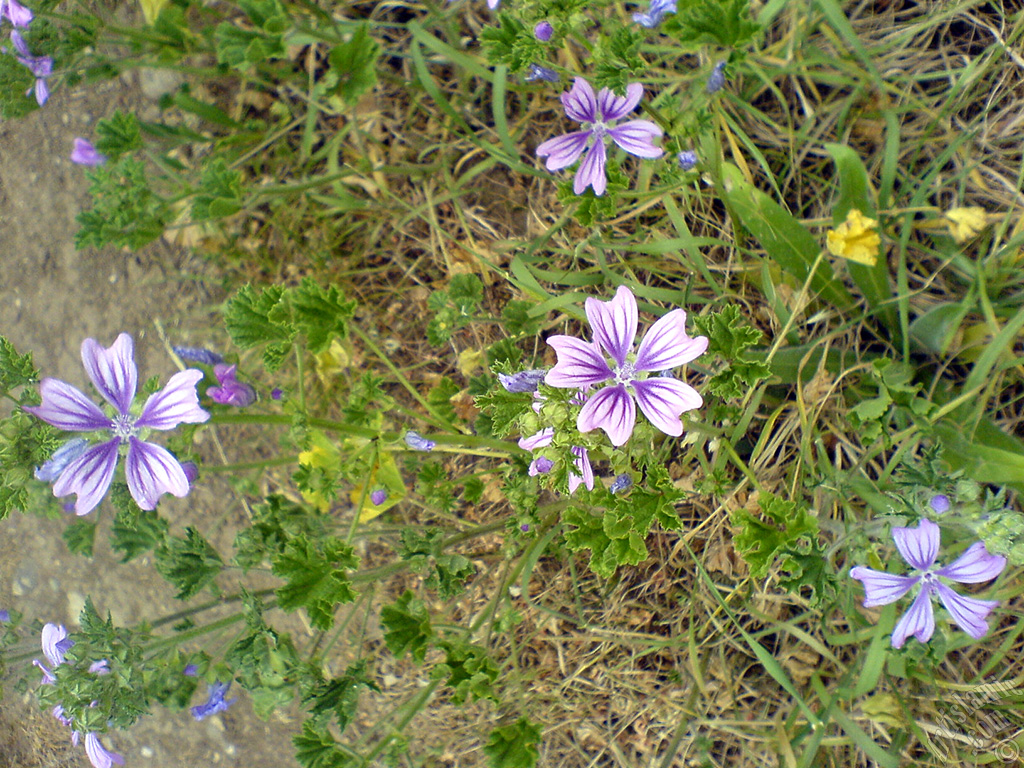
[293,721,355,768]
[191,158,243,220]
[272,538,359,630]
[155,527,224,599]
[427,376,461,424]
[0,335,37,395]
[671,0,760,48]
[849,359,934,443]
[484,717,541,768]
[327,24,380,106]
[480,13,538,71]
[0,411,59,521]
[732,492,819,580]
[234,495,330,570]
[110,486,170,561]
[227,596,304,719]
[75,156,170,250]
[427,274,484,346]
[94,110,144,157]
[62,518,97,557]
[380,590,434,663]
[691,305,772,399]
[435,640,499,705]
[399,528,476,599]
[303,660,380,732]
[214,0,289,68]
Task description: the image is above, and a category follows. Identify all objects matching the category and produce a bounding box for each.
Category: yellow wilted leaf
[315,338,351,385]
[297,430,340,512]
[457,348,483,378]
[860,693,904,728]
[351,450,406,522]
[945,206,988,243]
[826,209,880,266]
[138,0,170,25]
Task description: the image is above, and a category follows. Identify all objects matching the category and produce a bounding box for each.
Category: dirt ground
[0,77,303,768]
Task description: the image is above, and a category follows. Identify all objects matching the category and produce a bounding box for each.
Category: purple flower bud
[191,680,236,721]
[180,461,199,485]
[528,456,554,476]
[0,609,9,622]
[534,21,553,41]
[271,388,283,400]
[172,346,224,366]
[677,151,698,171]
[35,438,90,483]
[929,494,951,514]
[70,138,107,166]
[404,431,435,451]
[498,369,547,393]
[609,473,633,493]
[183,664,199,676]
[520,523,530,532]
[706,60,727,94]
[207,364,256,408]
[370,489,387,505]
[524,64,560,84]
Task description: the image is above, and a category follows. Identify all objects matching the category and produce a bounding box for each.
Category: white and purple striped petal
[585,286,637,366]
[125,438,190,510]
[52,440,120,516]
[849,567,918,607]
[935,583,999,640]
[560,78,598,123]
[577,385,636,446]
[545,337,612,389]
[536,130,591,172]
[518,428,554,451]
[41,622,73,668]
[634,309,708,372]
[84,733,124,768]
[934,542,1007,584]
[631,377,702,437]
[4,0,33,26]
[567,446,593,494]
[574,140,607,195]
[24,379,111,432]
[891,587,935,648]
[892,518,940,572]
[597,83,644,122]
[607,120,664,159]
[81,334,137,416]
[136,369,210,430]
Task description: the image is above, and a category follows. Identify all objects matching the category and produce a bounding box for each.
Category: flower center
[588,120,609,140]
[614,361,636,386]
[111,413,137,442]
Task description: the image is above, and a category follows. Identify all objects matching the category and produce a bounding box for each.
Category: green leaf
[233,494,329,570]
[731,492,819,580]
[0,336,37,394]
[0,411,59,520]
[287,278,357,355]
[155,527,223,599]
[191,158,243,220]
[111,504,170,562]
[672,0,760,47]
[501,300,543,338]
[426,377,460,424]
[399,528,475,599]
[63,518,97,557]
[223,283,292,371]
[484,717,541,768]
[273,538,359,630]
[380,590,433,663]
[303,660,380,732]
[293,720,355,768]
[94,111,143,157]
[435,640,498,705]
[777,546,838,607]
[328,24,380,106]
[75,157,170,250]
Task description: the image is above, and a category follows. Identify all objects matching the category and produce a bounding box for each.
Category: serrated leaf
[94,111,143,157]
[63,518,97,557]
[436,641,498,705]
[288,278,356,354]
[155,527,223,599]
[484,717,541,768]
[304,660,379,732]
[0,336,37,394]
[777,547,838,607]
[293,721,354,768]
[223,284,292,360]
[328,24,380,106]
[731,493,819,580]
[380,590,433,662]
[273,538,359,630]
[111,506,170,562]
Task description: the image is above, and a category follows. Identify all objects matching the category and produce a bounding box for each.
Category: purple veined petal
[577,385,636,446]
[585,286,637,366]
[81,334,137,416]
[52,704,73,727]
[890,587,935,649]
[631,377,702,437]
[528,456,554,476]
[518,428,554,451]
[207,364,256,408]
[10,29,30,56]
[933,542,1007,584]
[41,623,72,668]
[35,438,92,482]
[536,130,591,172]
[52,440,120,516]
[34,660,56,684]
[560,78,598,123]
[935,582,999,640]
[635,309,708,372]
[125,438,190,510]
[24,378,111,432]
[84,733,125,768]
[597,83,644,122]
[5,0,33,26]
[136,369,210,430]
[498,369,547,394]
[545,336,613,389]
[71,138,108,166]
[34,76,49,107]
[567,446,593,494]
[892,518,940,572]
[574,140,607,196]
[849,566,918,607]
[191,680,237,721]
[607,120,665,159]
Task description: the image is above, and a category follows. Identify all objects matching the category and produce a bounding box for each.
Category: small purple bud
[183,664,199,676]
[0,609,9,622]
[404,431,436,451]
[271,388,283,400]
[525,64,560,84]
[208,364,256,408]
[35,438,91,483]
[173,346,224,366]
[180,461,199,486]
[929,494,951,514]
[520,523,530,532]
[609,473,633,494]
[370,489,387,505]
[706,60,727,94]
[70,138,107,166]
[528,456,554,476]
[498,369,547,394]
[677,151,698,171]
[534,21,553,41]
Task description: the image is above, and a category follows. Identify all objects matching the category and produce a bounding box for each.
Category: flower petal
[84,732,125,768]
[632,377,702,437]
[934,542,1007,584]
[52,440,120,516]
[136,369,210,430]
[567,446,594,494]
[935,582,999,640]
[597,83,643,122]
[81,334,137,415]
[536,130,591,171]
[577,385,636,446]
[125,438,190,510]
[519,428,554,451]
[635,309,708,372]
[41,623,72,668]
[561,78,598,123]
[891,587,935,648]
[849,566,918,607]
[585,285,637,366]
[24,379,110,432]
[545,336,613,389]
[607,120,664,159]
[574,140,607,196]
[892,518,940,571]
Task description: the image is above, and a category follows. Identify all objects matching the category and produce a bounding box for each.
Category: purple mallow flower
[499,369,547,394]
[35,438,91,483]
[706,60,727,94]
[609,473,633,494]
[207,364,256,408]
[0,609,9,622]
[191,680,236,721]
[34,622,73,684]
[850,518,1006,649]
[404,431,435,451]
[525,64,559,84]
[545,286,707,446]
[84,733,124,768]
[25,333,210,515]
[370,489,387,505]
[677,150,698,171]
[632,0,675,28]
[534,21,553,41]
[1,0,33,27]
[183,663,199,676]
[929,494,951,514]
[71,138,107,166]
[11,30,51,106]
[271,387,283,400]
[536,78,664,196]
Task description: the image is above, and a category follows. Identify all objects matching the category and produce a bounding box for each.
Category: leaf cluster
[75,156,170,250]
[272,537,360,631]
[399,527,476,599]
[690,305,771,400]
[426,274,485,346]
[214,0,290,68]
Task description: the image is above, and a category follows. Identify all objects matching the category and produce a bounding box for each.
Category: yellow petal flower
[826,209,880,267]
[945,206,987,243]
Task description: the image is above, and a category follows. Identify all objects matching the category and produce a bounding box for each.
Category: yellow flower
[826,209,880,267]
[945,206,987,243]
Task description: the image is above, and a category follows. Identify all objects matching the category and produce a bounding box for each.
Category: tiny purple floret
[271,387,283,400]
[528,456,554,476]
[207,364,256,408]
[525,64,559,84]
[609,473,633,494]
[404,431,435,451]
[370,489,387,505]
[677,150,698,171]
[10,30,51,106]
[534,21,553,41]
[191,680,237,721]
[929,494,951,515]
[0,609,9,622]
[172,346,224,366]
[706,60,727,94]
[71,138,107,166]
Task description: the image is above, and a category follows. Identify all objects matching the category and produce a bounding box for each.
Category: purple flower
[404,431,435,451]
[34,622,73,684]
[632,0,675,28]
[24,333,210,515]
[191,680,236,721]
[517,428,592,493]
[536,78,664,196]
[207,364,256,408]
[677,150,698,171]
[609,473,633,493]
[929,494,951,515]
[850,519,1006,648]
[525,64,559,84]
[172,346,224,366]
[10,31,51,106]
[534,21,553,41]
[706,60,727,94]
[183,663,199,676]
[0,608,9,622]
[1,0,33,27]
[70,138,107,166]
[271,387,283,400]
[498,369,547,393]
[545,286,707,446]
[528,456,554,475]
[35,438,90,482]
[370,489,387,505]
[84,733,124,768]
